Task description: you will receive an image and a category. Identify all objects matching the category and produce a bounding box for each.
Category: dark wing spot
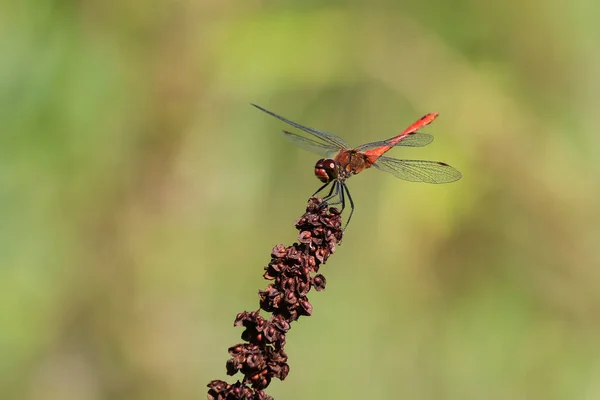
[437,162,449,166]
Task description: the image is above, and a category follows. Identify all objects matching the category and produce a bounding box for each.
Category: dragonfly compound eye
[314,159,338,183]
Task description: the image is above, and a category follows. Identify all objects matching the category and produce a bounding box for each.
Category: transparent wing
[355,133,434,151]
[373,157,462,184]
[282,131,340,158]
[252,103,350,149]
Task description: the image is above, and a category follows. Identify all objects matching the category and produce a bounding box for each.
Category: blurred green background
[2,1,600,399]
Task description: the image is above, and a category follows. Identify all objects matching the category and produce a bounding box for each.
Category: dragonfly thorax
[314,158,339,183]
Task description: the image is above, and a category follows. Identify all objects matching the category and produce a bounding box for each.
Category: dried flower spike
[207,197,343,399]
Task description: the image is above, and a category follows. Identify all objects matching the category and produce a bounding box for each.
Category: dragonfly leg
[323,181,345,207]
[323,181,345,208]
[323,183,338,204]
[314,181,352,232]
[339,181,346,211]
[322,182,338,202]
[341,183,354,232]
[312,181,337,209]
[313,181,332,197]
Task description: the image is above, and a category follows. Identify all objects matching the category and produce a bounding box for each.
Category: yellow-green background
[2,1,599,399]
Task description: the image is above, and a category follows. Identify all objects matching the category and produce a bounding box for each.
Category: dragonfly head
[314,159,339,183]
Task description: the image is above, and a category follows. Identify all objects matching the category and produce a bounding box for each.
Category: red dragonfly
[253,104,461,228]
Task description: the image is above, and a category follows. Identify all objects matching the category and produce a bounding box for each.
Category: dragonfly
[252,104,462,229]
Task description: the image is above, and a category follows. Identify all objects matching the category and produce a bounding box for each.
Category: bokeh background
[2,1,600,399]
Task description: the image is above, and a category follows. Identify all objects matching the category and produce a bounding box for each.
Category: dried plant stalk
[208,197,343,400]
